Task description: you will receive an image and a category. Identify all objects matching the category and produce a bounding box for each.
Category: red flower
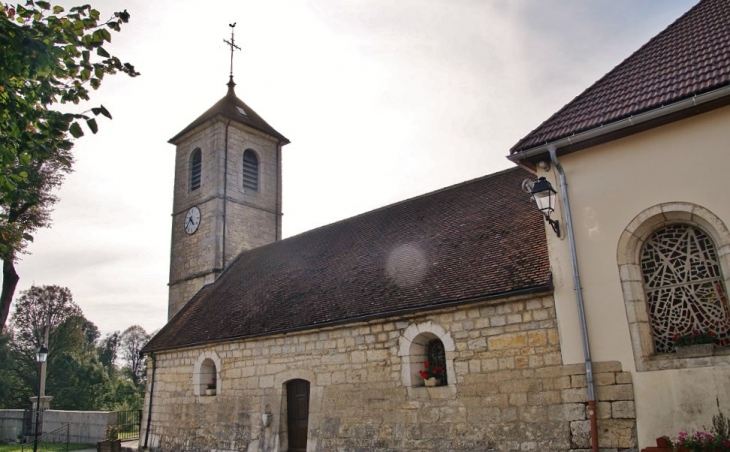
[419,370,428,379]
[423,361,430,369]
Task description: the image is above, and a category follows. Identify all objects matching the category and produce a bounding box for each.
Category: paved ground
[76,439,139,452]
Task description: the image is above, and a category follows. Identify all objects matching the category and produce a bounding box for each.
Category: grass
[0,442,94,451]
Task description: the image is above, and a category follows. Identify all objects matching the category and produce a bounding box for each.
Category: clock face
[184,206,201,235]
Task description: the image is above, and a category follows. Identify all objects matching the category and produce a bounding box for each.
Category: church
[140,0,730,450]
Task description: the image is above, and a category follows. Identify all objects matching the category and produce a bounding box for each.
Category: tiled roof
[143,167,551,353]
[511,0,730,154]
[169,79,289,145]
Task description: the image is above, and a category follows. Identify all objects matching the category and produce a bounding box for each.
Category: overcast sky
[12,0,698,337]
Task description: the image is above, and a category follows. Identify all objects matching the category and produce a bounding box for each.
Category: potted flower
[206,377,216,396]
[419,361,445,387]
[672,330,716,358]
[97,425,121,452]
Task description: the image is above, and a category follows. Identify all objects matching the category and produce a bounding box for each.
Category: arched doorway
[286,379,310,451]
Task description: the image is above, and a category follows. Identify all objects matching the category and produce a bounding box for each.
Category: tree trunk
[0,259,20,335]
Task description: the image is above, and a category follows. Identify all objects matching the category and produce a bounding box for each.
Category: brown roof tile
[143,167,550,353]
[169,79,289,145]
[511,0,730,154]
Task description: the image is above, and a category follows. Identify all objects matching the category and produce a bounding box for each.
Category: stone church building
[140,0,730,450]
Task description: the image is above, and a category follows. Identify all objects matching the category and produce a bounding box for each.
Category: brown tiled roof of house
[511,0,730,154]
[169,79,289,145]
[143,167,550,353]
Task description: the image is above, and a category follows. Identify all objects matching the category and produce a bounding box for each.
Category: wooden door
[286,379,310,451]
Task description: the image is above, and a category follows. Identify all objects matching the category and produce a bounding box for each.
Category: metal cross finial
[223,22,241,79]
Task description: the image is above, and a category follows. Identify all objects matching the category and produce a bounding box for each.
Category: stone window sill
[407,384,456,399]
[638,346,730,372]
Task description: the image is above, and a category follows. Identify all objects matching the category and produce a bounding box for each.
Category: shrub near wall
[144,294,637,451]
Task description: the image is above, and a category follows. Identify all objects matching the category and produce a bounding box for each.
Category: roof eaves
[140,282,554,355]
[508,84,730,164]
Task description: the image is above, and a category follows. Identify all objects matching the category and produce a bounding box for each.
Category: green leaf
[37,1,51,10]
[53,5,64,13]
[96,47,110,58]
[69,122,84,138]
[86,118,98,134]
[99,105,112,119]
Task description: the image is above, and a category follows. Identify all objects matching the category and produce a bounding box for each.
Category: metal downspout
[549,147,599,452]
[276,142,282,241]
[142,353,156,450]
[221,120,232,273]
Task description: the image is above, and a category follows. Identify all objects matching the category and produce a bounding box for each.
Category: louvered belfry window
[641,223,730,353]
[190,148,202,191]
[242,149,259,191]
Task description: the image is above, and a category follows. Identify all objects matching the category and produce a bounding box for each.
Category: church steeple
[166,25,289,320]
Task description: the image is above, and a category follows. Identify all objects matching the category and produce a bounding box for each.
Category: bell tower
[166,26,289,319]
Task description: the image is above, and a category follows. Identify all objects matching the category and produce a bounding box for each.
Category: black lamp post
[33,344,48,452]
[530,177,560,236]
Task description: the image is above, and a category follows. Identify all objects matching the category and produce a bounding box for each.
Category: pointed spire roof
[169,77,289,145]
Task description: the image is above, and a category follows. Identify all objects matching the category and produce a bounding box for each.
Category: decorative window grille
[190,149,202,191]
[427,339,447,384]
[243,149,259,191]
[641,224,730,353]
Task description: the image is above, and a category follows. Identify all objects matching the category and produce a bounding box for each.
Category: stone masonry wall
[168,119,281,319]
[143,293,637,451]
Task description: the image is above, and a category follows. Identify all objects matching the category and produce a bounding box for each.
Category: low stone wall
[0,409,115,444]
[143,293,638,451]
[0,409,24,442]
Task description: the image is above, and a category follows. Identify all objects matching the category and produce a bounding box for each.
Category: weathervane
[223,23,241,80]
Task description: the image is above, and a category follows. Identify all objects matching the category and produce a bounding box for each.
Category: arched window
[618,203,730,371]
[641,223,730,353]
[242,149,259,191]
[398,321,455,389]
[193,351,221,396]
[190,148,202,191]
[426,339,447,385]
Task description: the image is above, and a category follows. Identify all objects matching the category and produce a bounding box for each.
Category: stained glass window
[641,224,730,353]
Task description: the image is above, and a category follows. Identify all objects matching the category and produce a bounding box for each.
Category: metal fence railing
[20,423,70,451]
[115,409,142,440]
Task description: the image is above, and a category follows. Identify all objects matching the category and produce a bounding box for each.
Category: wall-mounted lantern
[530,177,560,236]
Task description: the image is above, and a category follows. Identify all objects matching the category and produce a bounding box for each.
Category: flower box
[676,343,714,358]
[424,377,441,387]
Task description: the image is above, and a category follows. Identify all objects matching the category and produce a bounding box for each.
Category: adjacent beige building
[509,0,730,447]
[143,1,730,450]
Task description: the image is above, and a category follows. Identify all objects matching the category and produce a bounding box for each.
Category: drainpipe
[221,119,233,273]
[276,142,282,241]
[548,147,599,452]
[142,353,156,450]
